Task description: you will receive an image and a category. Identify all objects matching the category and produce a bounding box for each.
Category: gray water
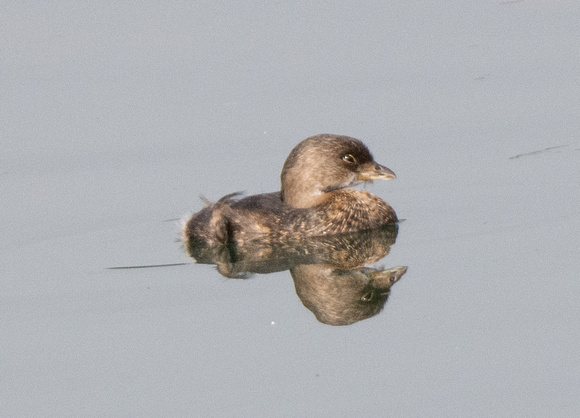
[2,2,579,416]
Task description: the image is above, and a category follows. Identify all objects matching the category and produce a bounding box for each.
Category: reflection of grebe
[184,134,398,246]
[185,224,407,327]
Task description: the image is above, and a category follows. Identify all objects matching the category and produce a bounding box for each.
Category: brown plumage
[183,134,398,247]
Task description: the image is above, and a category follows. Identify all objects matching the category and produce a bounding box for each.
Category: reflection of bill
[185,224,408,326]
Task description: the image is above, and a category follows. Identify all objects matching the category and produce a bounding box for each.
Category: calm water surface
[2,2,579,416]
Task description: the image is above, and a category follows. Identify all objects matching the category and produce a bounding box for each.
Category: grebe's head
[280,134,396,208]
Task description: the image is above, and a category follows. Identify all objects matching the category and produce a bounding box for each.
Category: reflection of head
[292,265,407,326]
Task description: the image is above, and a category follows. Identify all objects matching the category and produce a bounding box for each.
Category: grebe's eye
[342,154,357,164]
[361,290,374,302]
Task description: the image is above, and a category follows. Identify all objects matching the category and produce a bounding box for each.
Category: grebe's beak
[357,162,396,181]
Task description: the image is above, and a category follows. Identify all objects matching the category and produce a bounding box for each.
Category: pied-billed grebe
[184,134,398,246]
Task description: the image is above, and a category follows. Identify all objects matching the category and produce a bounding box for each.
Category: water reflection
[185,224,407,326]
